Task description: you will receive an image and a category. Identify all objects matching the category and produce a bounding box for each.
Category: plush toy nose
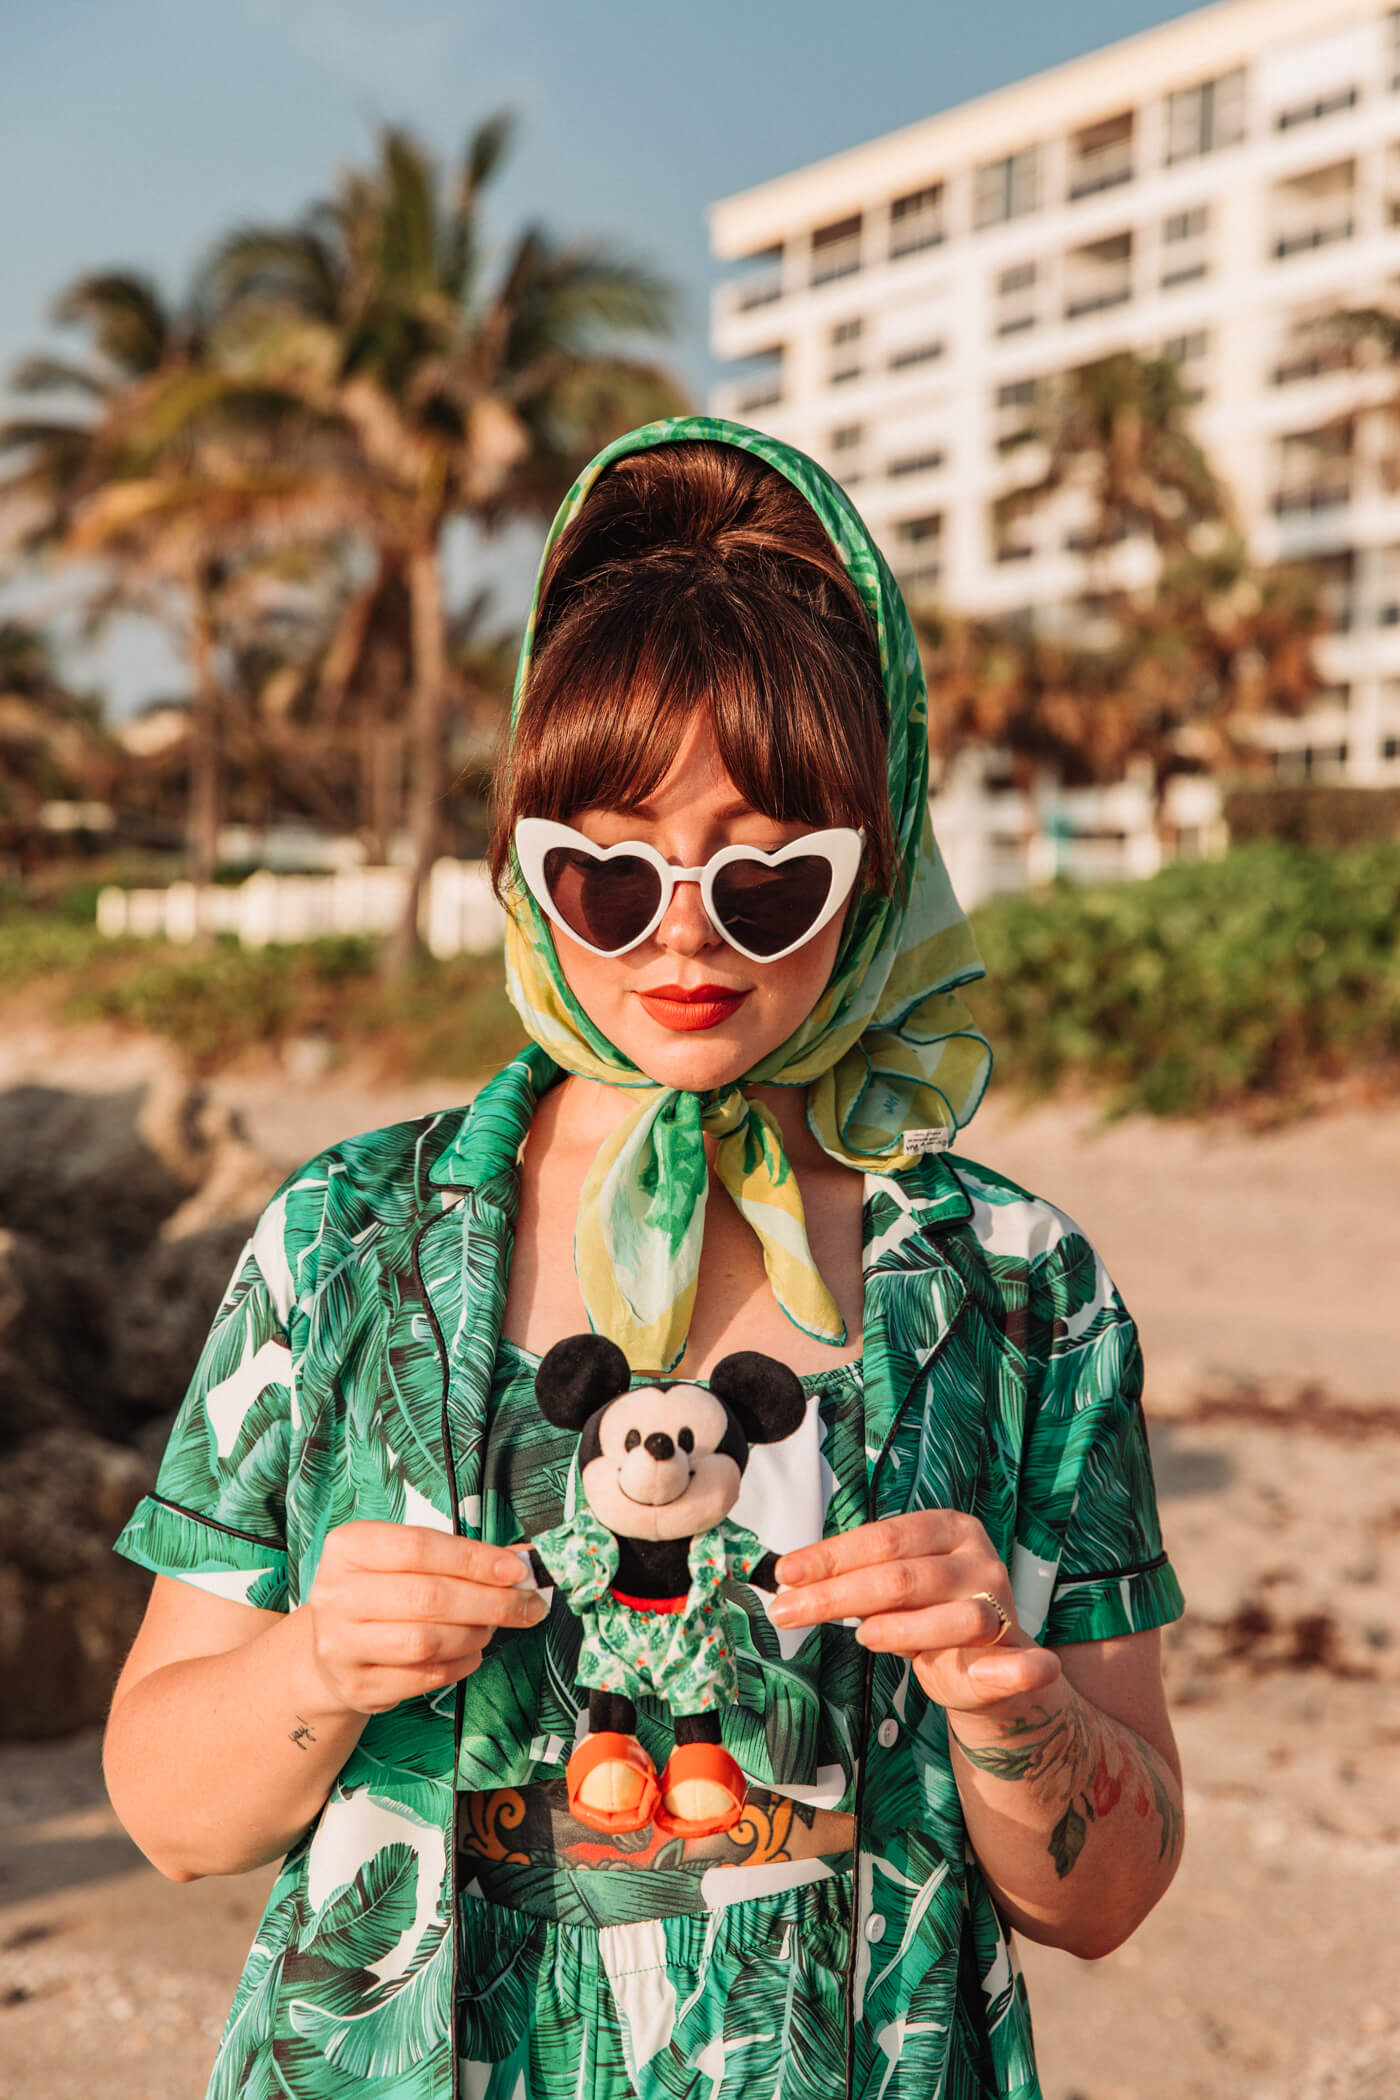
[645,1432,675,1461]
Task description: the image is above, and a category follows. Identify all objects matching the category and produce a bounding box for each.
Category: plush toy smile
[525,1335,805,1839]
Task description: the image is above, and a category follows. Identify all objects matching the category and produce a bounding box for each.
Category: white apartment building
[709,0,1400,788]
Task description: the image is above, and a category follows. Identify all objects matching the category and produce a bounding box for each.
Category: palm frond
[378,128,439,295]
[7,354,110,401]
[205,226,344,325]
[51,271,171,375]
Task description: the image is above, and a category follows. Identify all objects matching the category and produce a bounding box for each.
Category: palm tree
[998,349,1228,577]
[0,619,115,868]
[919,539,1324,794]
[923,348,1322,806]
[207,115,686,968]
[0,272,342,881]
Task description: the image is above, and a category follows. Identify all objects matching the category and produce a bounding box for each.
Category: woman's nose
[655,878,722,955]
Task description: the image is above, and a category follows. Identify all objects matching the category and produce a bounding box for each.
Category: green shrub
[967,841,1400,1115]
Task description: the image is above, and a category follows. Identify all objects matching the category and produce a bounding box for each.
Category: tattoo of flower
[953,1691,1182,1880]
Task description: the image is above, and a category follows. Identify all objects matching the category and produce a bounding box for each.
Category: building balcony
[1064,285,1132,321]
[1271,217,1354,261]
[1067,144,1134,200]
[1272,482,1352,517]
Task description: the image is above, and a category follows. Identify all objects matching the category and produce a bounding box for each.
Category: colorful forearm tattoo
[951,1688,1182,1880]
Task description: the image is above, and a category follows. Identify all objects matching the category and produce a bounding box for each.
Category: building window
[973,146,1040,228]
[1312,550,1356,633]
[1166,68,1246,163]
[1161,205,1210,288]
[1068,111,1134,200]
[1064,232,1133,320]
[1163,329,1209,402]
[894,514,943,603]
[890,184,945,258]
[733,346,784,416]
[994,378,1038,453]
[828,317,863,384]
[994,260,1037,336]
[888,338,945,371]
[1272,315,1353,387]
[1383,736,1400,761]
[1273,422,1354,515]
[1271,742,1349,781]
[888,448,945,478]
[1275,84,1358,131]
[1270,161,1355,261]
[734,245,783,312]
[811,216,863,287]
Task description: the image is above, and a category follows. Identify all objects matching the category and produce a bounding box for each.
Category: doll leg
[565,1691,659,1834]
[590,1690,637,1737]
[654,1709,747,1840]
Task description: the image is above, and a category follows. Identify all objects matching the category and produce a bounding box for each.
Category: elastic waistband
[463,1848,854,1924]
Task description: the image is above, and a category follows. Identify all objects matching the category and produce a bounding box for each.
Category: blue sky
[0,0,1212,709]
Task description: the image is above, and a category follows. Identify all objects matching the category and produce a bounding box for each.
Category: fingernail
[767,1596,796,1625]
[497,1552,535,1585]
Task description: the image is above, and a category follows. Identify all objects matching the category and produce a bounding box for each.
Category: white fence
[96,859,506,960]
[95,776,1228,955]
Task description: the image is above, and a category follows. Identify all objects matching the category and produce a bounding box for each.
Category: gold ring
[972,1591,1011,1644]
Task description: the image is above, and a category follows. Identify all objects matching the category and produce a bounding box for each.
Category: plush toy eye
[624,1428,641,1452]
[678,1427,694,1454]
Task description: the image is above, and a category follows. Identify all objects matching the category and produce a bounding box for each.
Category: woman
[106,419,1185,2100]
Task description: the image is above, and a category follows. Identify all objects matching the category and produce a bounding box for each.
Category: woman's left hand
[770,1511,1062,1714]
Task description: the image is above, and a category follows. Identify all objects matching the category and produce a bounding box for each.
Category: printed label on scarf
[902,1127,952,1154]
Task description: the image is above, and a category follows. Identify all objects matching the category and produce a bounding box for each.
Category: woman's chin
[623,1022,764,1092]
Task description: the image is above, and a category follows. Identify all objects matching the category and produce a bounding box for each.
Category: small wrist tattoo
[289,1714,319,1752]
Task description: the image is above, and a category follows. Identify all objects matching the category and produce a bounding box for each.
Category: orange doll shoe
[653,1743,747,1840]
[566,1732,661,1834]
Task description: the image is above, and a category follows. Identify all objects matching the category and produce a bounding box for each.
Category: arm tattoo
[288,1714,319,1752]
[952,1687,1182,1880]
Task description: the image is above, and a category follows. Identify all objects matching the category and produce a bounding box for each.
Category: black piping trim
[411,1201,464,2100]
[844,1285,973,2099]
[147,1493,285,1554]
[1056,1550,1170,1585]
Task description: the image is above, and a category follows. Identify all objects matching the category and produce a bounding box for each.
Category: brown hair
[488,441,900,897]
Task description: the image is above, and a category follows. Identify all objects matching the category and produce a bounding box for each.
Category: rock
[0,1079,281,1736]
[0,1429,156,1739]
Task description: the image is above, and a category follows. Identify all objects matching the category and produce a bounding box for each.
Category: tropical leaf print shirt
[112,1048,1185,2100]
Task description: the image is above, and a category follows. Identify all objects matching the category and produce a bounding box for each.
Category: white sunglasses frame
[513,817,865,963]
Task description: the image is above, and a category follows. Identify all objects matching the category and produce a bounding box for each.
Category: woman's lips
[637,983,750,1032]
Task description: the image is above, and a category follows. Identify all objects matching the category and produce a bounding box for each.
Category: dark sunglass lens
[542,848,661,952]
[712,857,833,957]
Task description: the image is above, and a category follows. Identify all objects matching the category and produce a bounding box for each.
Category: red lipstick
[637,982,750,1031]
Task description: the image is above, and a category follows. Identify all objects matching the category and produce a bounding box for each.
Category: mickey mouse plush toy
[525,1333,805,1841]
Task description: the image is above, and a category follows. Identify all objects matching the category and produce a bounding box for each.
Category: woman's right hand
[305,1522,548,1716]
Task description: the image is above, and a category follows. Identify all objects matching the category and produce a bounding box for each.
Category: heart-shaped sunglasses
[514,819,864,963]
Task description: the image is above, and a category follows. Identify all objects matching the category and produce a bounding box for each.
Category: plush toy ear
[707,1352,806,1446]
[535,1333,632,1432]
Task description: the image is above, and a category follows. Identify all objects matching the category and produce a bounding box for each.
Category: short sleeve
[112,1237,294,1612]
[1017,1227,1185,1649]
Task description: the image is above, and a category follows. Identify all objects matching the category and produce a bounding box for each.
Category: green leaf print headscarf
[504,416,991,1374]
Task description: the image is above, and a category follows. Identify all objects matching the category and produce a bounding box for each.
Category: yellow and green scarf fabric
[504,415,991,1373]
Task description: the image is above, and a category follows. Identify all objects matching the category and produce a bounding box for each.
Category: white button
[864,1913,886,1943]
[877,1719,899,1748]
